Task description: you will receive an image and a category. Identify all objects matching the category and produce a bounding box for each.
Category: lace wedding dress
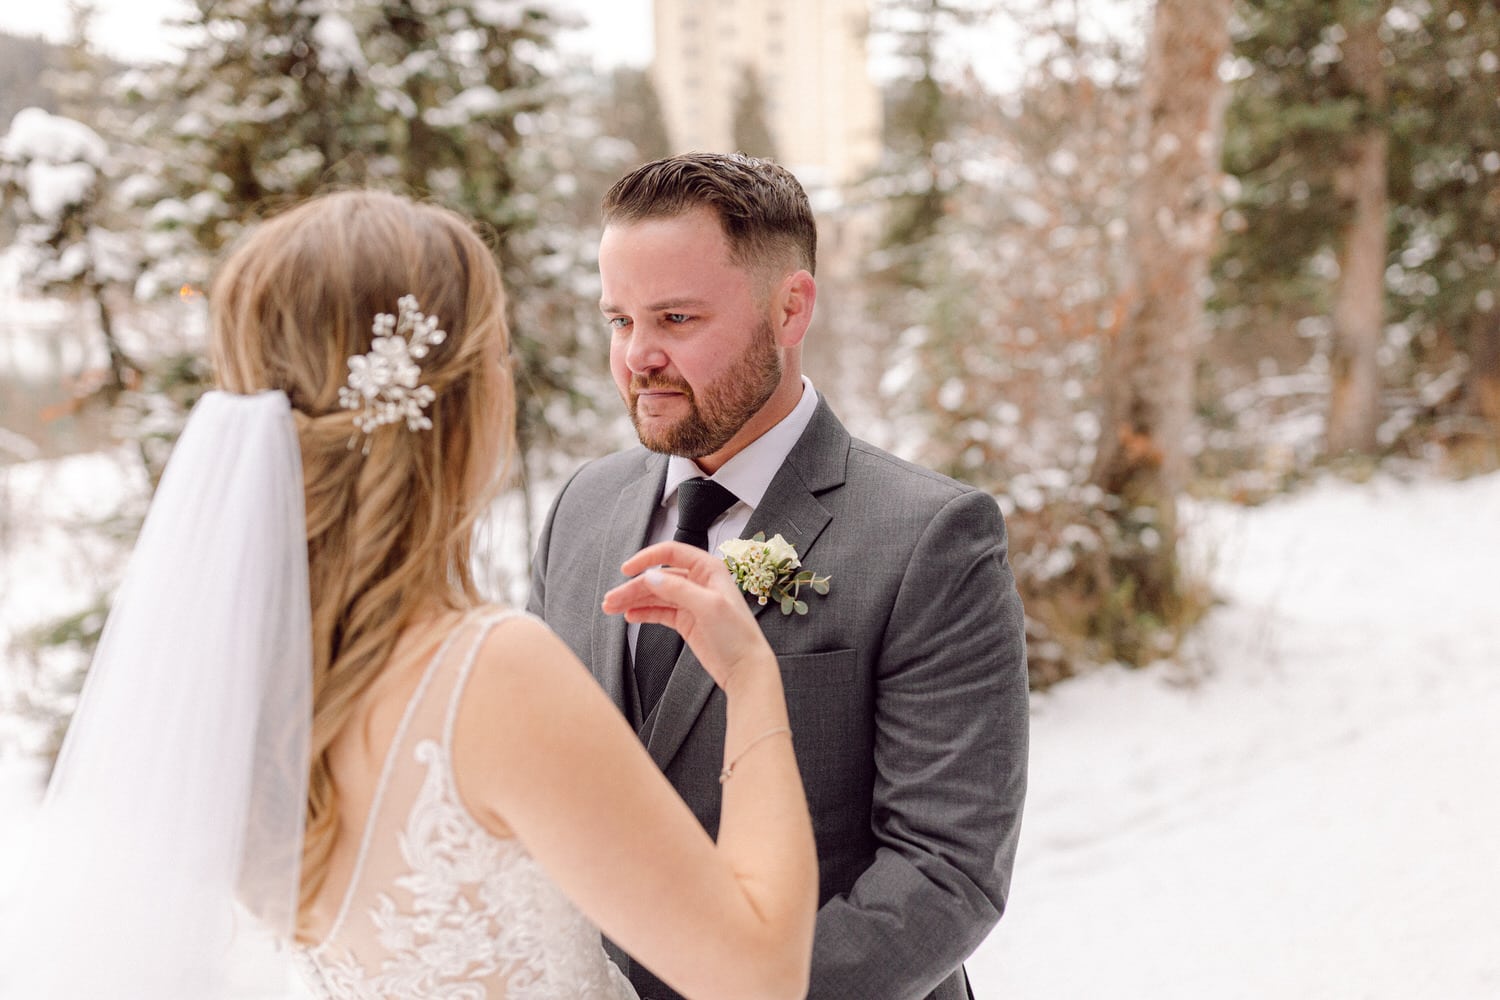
[294,609,640,1000]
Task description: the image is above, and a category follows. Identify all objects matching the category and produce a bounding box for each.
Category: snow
[1,110,105,220]
[0,450,143,666]
[0,429,38,463]
[2,467,1497,997]
[423,86,509,128]
[21,160,97,221]
[312,13,366,76]
[0,108,108,168]
[0,283,201,382]
[471,0,527,29]
[969,472,1500,998]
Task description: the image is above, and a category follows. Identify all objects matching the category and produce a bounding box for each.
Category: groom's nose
[625,325,669,374]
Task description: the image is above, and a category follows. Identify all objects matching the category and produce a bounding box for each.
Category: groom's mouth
[632,379,693,416]
[634,389,688,416]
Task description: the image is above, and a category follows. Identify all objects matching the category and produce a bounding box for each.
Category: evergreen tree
[354,1,604,544]
[1385,0,1500,442]
[731,65,778,160]
[0,105,150,756]
[875,0,989,263]
[2,3,143,402]
[865,0,995,426]
[1217,0,1500,460]
[0,108,139,397]
[125,0,607,550]
[607,66,674,164]
[129,0,377,293]
[13,1,614,735]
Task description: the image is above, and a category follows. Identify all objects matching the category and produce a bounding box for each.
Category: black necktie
[633,477,740,721]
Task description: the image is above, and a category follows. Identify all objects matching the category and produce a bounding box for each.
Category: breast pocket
[774,648,857,691]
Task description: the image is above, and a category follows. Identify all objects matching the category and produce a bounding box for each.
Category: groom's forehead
[599,226,751,301]
[600,209,731,253]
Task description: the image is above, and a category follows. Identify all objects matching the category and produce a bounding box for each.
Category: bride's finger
[602,578,652,613]
[620,540,719,577]
[635,566,741,627]
[601,567,689,613]
[621,605,680,628]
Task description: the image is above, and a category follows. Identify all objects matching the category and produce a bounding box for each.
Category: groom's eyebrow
[599,296,711,314]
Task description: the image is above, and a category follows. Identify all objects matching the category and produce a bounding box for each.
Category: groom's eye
[665,313,690,324]
[607,316,630,330]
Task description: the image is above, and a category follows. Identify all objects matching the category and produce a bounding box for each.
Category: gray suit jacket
[527,399,1028,1000]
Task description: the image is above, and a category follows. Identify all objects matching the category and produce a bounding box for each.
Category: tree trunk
[1091,0,1231,628]
[91,282,135,396]
[1468,309,1500,435]
[1326,2,1389,456]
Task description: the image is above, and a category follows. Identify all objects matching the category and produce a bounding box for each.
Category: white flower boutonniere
[718,532,832,616]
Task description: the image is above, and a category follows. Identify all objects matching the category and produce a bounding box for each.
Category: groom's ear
[773,270,816,348]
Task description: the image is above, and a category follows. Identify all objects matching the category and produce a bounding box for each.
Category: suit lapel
[644,398,851,770]
[592,452,667,721]
[742,475,836,621]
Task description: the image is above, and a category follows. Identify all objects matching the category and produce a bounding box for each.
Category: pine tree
[864,0,995,436]
[731,65,778,160]
[875,0,988,264]
[0,107,139,397]
[0,104,150,758]
[1217,0,1500,462]
[607,67,674,164]
[129,0,377,294]
[1385,0,1500,445]
[127,0,608,552]
[13,1,614,733]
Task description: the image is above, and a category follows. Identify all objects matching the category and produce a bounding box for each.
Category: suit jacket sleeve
[808,488,1029,1000]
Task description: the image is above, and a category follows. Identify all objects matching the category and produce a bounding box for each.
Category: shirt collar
[661,376,820,510]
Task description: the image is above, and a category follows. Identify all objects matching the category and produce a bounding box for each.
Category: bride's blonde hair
[209,190,514,927]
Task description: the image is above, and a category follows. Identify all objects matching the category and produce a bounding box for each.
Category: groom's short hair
[602,152,817,278]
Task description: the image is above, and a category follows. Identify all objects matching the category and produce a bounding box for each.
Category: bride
[0,190,816,999]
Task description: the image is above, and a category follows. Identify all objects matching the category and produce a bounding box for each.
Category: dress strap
[440,607,541,754]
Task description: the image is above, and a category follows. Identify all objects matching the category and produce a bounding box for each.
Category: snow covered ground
[970,471,1500,999]
[2,463,1497,997]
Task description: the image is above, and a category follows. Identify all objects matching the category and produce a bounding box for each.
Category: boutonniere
[717,532,832,616]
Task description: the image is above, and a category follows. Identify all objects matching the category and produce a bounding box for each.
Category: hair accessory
[339,294,447,439]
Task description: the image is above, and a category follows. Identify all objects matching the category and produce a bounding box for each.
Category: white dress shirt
[627,376,820,657]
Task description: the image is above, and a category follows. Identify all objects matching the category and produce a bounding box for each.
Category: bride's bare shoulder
[450,606,622,833]
[469,606,579,671]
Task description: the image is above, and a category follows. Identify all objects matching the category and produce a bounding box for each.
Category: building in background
[651,0,882,193]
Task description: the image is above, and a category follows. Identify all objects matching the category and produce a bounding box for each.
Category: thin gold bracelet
[718,726,792,784]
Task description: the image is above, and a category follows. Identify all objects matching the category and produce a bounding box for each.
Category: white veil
[0,391,313,998]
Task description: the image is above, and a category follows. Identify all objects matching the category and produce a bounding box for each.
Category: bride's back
[294,607,634,999]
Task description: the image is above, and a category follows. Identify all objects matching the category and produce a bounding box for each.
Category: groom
[528,153,1028,1000]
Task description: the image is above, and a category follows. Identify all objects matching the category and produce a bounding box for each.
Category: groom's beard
[627,319,782,459]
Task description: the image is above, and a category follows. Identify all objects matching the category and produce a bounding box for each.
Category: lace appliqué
[297,721,634,999]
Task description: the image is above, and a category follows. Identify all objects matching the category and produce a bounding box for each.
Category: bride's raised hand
[602,541,773,694]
